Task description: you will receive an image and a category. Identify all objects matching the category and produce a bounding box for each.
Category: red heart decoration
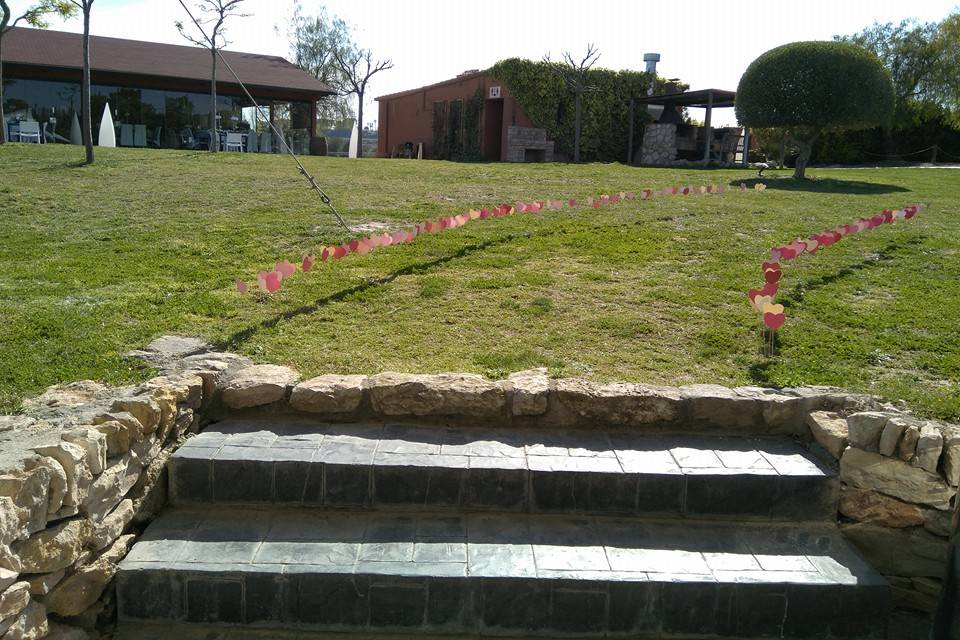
[259,271,281,293]
[611,194,620,204]
[762,261,780,272]
[748,288,763,303]
[761,281,778,296]
[763,312,786,330]
[320,247,330,262]
[333,245,347,259]
[681,187,690,195]
[764,269,781,283]
[405,231,415,242]
[479,209,489,219]
[302,255,315,272]
[348,239,360,252]
[235,279,248,294]
[592,200,601,209]
[781,247,797,261]
[568,199,577,208]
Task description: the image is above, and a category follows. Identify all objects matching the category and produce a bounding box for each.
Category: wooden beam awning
[635,88,736,109]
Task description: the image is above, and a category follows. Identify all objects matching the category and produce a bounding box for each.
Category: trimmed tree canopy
[736,41,894,177]
[736,41,894,132]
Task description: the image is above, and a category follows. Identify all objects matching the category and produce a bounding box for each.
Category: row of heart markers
[237,182,768,295]
[749,204,926,330]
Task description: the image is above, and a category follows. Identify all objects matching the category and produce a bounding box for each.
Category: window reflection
[3,77,314,153]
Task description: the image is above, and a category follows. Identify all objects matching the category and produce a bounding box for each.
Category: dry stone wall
[808,409,959,613]
[1,335,956,636]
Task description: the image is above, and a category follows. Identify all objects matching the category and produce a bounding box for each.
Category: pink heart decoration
[770,248,782,262]
[302,255,315,272]
[626,192,635,200]
[479,209,489,219]
[356,241,371,255]
[347,239,359,253]
[260,271,281,293]
[610,194,620,204]
[392,232,406,244]
[405,231,415,242]
[235,279,248,294]
[275,261,296,279]
[717,186,726,194]
[763,312,786,330]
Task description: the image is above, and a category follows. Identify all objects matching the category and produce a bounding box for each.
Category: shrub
[489,58,677,163]
[736,41,894,177]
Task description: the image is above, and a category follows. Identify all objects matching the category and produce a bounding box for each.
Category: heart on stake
[763,311,786,330]
[236,279,248,294]
[302,255,315,272]
[275,261,296,279]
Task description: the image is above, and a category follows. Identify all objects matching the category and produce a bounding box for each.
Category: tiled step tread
[118,508,888,638]
[170,419,835,519]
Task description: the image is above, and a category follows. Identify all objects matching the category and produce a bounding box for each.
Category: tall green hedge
[489,58,675,163]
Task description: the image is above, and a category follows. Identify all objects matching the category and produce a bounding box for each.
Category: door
[483,99,503,161]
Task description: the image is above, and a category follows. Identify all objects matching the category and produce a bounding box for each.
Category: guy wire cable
[176,0,352,232]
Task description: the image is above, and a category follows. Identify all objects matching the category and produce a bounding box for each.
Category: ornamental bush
[489,58,676,163]
[736,41,894,177]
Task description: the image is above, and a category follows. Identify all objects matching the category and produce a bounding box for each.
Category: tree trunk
[355,91,363,158]
[82,8,94,164]
[793,137,816,179]
[209,48,218,152]
[573,78,582,163]
[0,34,6,145]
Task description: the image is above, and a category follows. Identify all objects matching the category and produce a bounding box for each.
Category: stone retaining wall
[808,409,959,613]
[640,123,676,165]
[1,336,956,637]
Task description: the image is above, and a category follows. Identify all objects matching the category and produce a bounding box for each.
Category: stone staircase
[115,415,890,638]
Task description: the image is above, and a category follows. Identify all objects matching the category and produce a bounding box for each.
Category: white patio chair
[17,121,41,144]
[224,132,244,152]
[133,125,147,148]
[119,124,134,147]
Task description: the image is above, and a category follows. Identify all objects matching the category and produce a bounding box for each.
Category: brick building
[376,71,554,162]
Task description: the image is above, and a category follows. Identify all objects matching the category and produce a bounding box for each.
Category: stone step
[117,507,889,638]
[168,418,836,520]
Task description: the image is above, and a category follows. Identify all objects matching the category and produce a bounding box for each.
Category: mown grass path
[2,145,957,419]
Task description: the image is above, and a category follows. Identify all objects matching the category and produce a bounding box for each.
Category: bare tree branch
[332,46,392,157]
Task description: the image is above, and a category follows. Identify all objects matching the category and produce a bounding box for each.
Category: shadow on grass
[731,177,910,194]
[747,237,924,386]
[218,232,529,348]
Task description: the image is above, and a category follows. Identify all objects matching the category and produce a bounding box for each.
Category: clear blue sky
[34,0,960,126]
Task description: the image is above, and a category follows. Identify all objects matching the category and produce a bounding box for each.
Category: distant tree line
[812,11,960,165]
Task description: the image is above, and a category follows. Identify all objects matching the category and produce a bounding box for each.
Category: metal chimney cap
[643,53,661,62]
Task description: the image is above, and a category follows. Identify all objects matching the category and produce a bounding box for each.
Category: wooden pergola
[635,88,747,164]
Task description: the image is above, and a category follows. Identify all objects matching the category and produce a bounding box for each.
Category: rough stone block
[915,423,943,474]
[943,425,960,487]
[846,412,889,452]
[60,430,107,476]
[552,379,682,426]
[0,601,47,639]
[878,416,911,457]
[91,499,133,550]
[0,469,51,539]
[838,486,925,527]
[44,622,89,640]
[805,411,848,459]
[290,375,366,414]
[899,425,921,462]
[0,570,16,594]
[681,385,760,429]
[24,459,65,516]
[840,447,954,510]
[0,581,29,622]
[221,365,299,409]
[91,422,129,458]
[13,519,91,574]
[31,443,89,510]
[109,397,160,436]
[25,569,63,596]
[82,453,140,522]
[841,522,948,577]
[43,535,134,617]
[368,373,506,418]
[505,369,549,416]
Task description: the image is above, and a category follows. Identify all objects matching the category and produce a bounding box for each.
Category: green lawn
[2,144,958,420]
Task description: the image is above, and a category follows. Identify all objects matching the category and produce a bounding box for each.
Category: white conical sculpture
[97,102,116,148]
[348,122,359,158]
[70,112,82,145]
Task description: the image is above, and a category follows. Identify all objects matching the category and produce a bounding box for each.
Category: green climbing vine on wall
[488,58,681,162]
[431,89,484,161]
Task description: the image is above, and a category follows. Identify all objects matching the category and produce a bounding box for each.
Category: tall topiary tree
[736,41,894,178]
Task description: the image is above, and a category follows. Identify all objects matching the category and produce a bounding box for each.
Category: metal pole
[627,99,634,165]
[702,90,713,164]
